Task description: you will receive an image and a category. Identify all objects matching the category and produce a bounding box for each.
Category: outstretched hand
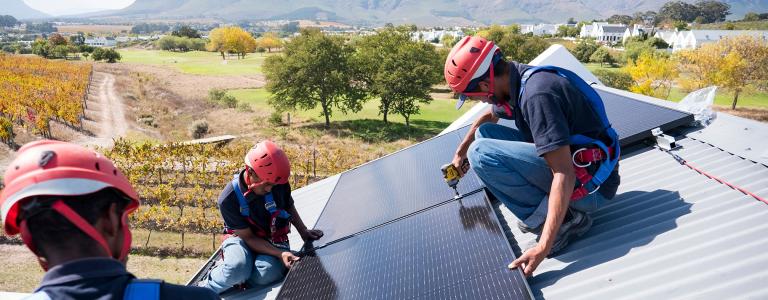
[508,244,549,277]
[281,251,300,268]
[300,229,324,241]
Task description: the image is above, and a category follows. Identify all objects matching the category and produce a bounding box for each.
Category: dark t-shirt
[217,170,294,235]
[492,62,620,199]
[32,257,218,300]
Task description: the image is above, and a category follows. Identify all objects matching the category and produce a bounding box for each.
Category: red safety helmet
[444,36,508,114]
[244,140,290,185]
[0,140,139,269]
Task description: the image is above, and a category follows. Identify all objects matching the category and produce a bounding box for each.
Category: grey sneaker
[517,220,543,235]
[549,208,592,256]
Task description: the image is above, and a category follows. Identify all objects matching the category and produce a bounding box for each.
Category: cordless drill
[441,159,469,198]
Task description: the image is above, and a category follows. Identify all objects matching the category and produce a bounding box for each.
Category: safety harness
[519,66,621,201]
[227,174,291,244]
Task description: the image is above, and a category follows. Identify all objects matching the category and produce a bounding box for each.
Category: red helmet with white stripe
[0,140,139,268]
[244,140,290,185]
[444,36,503,110]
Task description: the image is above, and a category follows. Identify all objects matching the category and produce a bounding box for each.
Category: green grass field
[118,50,268,76]
[668,87,768,109]
[583,62,621,73]
[228,88,475,142]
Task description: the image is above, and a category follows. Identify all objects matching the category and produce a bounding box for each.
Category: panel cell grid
[278,193,531,300]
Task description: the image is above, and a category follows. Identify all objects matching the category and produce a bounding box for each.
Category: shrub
[268,111,284,126]
[237,102,253,112]
[208,88,225,103]
[221,95,238,108]
[593,69,634,91]
[189,120,209,139]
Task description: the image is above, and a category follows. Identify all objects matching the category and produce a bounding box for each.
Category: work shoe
[517,220,543,235]
[549,208,592,256]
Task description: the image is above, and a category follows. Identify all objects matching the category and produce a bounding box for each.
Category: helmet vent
[275,176,282,182]
[95,162,100,171]
[447,70,453,76]
[263,162,273,167]
[469,47,481,53]
[39,151,55,167]
[113,169,118,176]
[462,68,467,72]
[451,59,457,67]
[260,154,268,159]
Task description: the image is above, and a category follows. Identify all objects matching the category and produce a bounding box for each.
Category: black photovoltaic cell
[597,88,694,146]
[312,128,484,243]
[278,192,531,300]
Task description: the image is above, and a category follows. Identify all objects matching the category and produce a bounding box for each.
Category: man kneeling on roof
[198,140,323,293]
[445,36,621,276]
[0,140,219,300]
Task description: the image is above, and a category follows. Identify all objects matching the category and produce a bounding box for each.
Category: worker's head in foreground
[444,35,515,116]
[1,140,139,271]
[243,140,291,195]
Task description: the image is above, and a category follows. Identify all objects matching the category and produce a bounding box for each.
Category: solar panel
[278,192,532,300]
[597,88,694,146]
[311,128,484,243]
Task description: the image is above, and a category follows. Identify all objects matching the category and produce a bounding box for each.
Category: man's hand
[281,251,300,268]
[299,229,324,241]
[452,153,470,177]
[508,244,549,277]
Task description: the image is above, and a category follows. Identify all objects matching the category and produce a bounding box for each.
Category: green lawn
[668,87,768,109]
[583,62,621,73]
[118,49,268,76]
[229,88,475,142]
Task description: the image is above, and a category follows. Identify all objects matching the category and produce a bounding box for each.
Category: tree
[695,1,731,23]
[572,40,599,62]
[590,47,615,67]
[354,26,442,126]
[743,12,760,22]
[478,24,549,63]
[48,33,68,46]
[607,14,633,25]
[257,32,281,53]
[102,49,121,63]
[441,33,456,48]
[677,35,768,109]
[207,26,257,59]
[659,1,699,22]
[281,22,300,35]
[172,25,201,38]
[623,40,656,63]
[624,52,678,99]
[69,33,85,46]
[263,28,364,128]
[31,39,52,58]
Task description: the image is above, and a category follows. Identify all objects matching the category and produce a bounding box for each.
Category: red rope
[660,147,768,205]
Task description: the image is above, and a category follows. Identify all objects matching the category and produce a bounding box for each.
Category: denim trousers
[467,123,607,229]
[205,236,287,293]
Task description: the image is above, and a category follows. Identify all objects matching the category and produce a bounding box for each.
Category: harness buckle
[572,148,592,168]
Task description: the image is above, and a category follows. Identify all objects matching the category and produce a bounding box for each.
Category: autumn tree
[677,35,768,109]
[263,28,365,128]
[624,52,678,99]
[207,26,257,59]
[257,32,282,53]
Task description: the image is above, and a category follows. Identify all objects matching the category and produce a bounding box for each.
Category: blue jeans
[205,236,287,294]
[467,123,608,229]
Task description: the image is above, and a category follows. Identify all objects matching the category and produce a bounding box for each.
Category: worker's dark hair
[492,58,509,78]
[18,188,129,258]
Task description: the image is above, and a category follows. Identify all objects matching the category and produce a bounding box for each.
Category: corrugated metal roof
[210,44,768,299]
[494,136,768,299]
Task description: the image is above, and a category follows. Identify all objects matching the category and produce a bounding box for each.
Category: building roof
[201,45,768,299]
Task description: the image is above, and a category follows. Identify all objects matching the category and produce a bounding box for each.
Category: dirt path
[79,72,129,148]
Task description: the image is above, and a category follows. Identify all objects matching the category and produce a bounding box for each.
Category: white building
[654,30,679,48]
[673,30,768,51]
[579,24,593,38]
[411,29,464,43]
[84,37,117,47]
[622,24,656,44]
[520,24,563,36]
[595,24,627,44]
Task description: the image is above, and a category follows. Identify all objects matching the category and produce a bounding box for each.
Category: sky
[23,0,136,16]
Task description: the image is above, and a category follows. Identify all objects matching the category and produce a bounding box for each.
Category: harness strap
[520,66,621,201]
[229,174,291,243]
[123,279,162,300]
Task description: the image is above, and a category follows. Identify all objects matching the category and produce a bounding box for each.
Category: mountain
[0,0,50,19]
[102,0,768,26]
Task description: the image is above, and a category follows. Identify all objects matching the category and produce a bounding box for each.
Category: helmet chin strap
[20,200,131,271]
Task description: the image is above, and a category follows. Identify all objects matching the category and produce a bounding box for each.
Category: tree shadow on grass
[302,119,451,143]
